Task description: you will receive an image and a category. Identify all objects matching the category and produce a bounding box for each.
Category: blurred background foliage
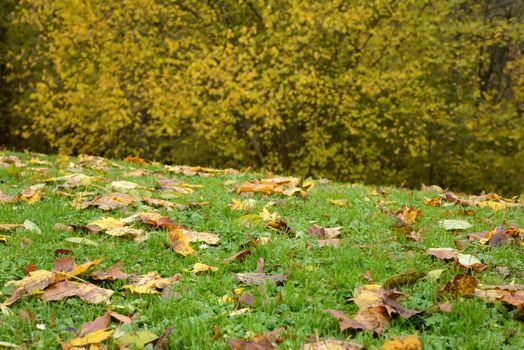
[1,0,523,194]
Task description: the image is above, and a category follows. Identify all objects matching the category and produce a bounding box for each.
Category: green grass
[0,151,523,349]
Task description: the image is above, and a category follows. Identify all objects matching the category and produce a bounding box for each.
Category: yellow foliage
[2,0,524,194]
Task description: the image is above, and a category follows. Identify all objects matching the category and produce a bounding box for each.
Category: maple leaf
[381,335,421,350]
[323,284,419,334]
[41,281,113,304]
[19,186,44,204]
[167,228,195,256]
[66,329,114,348]
[394,207,423,226]
[88,193,136,210]
[192,263,218,274]
[440,274,479,298]
[123,272,180,294]
[89,262,130,281]
[2,270,55,306]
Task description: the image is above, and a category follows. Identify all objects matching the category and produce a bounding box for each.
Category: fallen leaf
[426,269,445,282]
[192,263,218,274]
[87,217,126,232]
[224,249,252,264]
[395,207,423,226]
[423,197,442,207]
[123,272,180,294]
[3,270,56,306]
[0,190,18,204]
[183,229,220,245]
[78,312,110,337]
[426,248,458,260]
[308,225,342,239]
[229,198,257,211]
[106,227,149,242]
[19,187,44,204]
[324,284,419,334]
[301,337,363,350]
[69,329,114,347]
[474,284,524,308]
[89,193,136,210]
[381,334,421,350]
[41,281,113,304]
[441,274,479,298]
[234,272,288,286]
[89,262,130,281]
[166,228,195,256]
[227,328,282,350]
[111,180,141,191]
[114,330,158,349]
[439,219,472,231]
[383,271,425,289]
[328,199,352,207]
[65,237,99,247]
[456,253,487,272]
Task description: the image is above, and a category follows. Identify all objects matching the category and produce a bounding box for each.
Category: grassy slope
[0,151,523,349]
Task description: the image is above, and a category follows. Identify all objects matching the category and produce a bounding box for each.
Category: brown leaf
[141,197,181,210]
[234,272,288,286]
[89,193,135,210]
[440,274,479,298]
[78,312,110,337]
[183,228,220,245]
[308,225,342,239]
[224,249,252,264]
[474,284,524,307]
[22,263,37,276]
[324,285,419,334]
[138,212,180,230]
[266,219,294,236]
[152,326,174,350]
[41,281,113,304]
[256,257,264,273]
[228,328,282,350]
[89,262,130,281]
[381,335,421,350]
[109,311,133,324]
[426,248,458,260]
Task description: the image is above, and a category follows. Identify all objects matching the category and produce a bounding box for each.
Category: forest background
[1,0,523,195]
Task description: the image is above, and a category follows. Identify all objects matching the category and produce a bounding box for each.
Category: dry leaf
[227,328,282,350]
[182,229,220,245]
[3,270,56,306]
[224,249,252,264]
[425,248,458,260]
[439,219,472,231]
[317,239,341,248]
[89,262,130,281]
[41,281,113,304]
[123,272,180,294]
[78,312,110,337]
[474,284,524,308]
[234,272,288,286]
[192,263,218,274]
[19,187,44,204]
[65,237,99,246]
[167,228,195,256]
[324,284,419,334]
[440,274,479,298]
[68,329,114,347]
[89,193,135,210]
[301,338,362,350]
[0,190,18,204]
[381,335,421,350]
[111,180,141,191]
[395,207,423,226]
[308,225,342,239]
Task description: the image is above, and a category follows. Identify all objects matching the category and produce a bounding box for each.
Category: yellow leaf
[167,228,195,256]
[69,329,114,347]
[192,263,218,274]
